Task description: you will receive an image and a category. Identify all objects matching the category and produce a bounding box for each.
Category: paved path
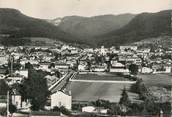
[49,71,75,93]
[70,79,136,84]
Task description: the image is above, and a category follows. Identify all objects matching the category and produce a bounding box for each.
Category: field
[75,72,132,81]
[138,73,172,88]
[70,82,137,103]
[69,73,171,103]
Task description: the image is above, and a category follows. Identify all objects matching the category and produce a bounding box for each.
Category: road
[49,71,76,93]
[70,79,136,84]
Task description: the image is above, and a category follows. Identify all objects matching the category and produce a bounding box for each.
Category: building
[15,70,28,78]
[110,62,129,73]
[82,106,96,113]
[78,64,87,71]
[120,46,138,51]
[140,67,153,74]
[93,66,106,72]
[54,63,70,70]
[82,106,108,114]
[50,91,72,110]
[11,93,22,109]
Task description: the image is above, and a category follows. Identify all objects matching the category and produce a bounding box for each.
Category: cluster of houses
[78,45,172,74]
[0,45,79,116]
[0,42,171,116]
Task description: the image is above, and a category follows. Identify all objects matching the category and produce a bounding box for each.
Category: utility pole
[7,91,10,117]
[9,54,14,76]
[171,12,172,30]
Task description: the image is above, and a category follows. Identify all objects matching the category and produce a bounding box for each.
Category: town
[0,40,171,117]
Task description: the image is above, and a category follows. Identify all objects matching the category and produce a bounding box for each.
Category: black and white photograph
[0,0,172,117]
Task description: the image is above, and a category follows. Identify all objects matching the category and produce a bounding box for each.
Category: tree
[52,106,60,112]
[108,104,120,116]
[59,106,71,116]
[92,99,111,109]
[119,87,130,107]
[0,79,9,95]
[130,78,148,100]
[19,69,50,110]
[119,87,131,116]
[9,104,17,114]
[8,56,21,72]
[86,58,91,71]
[54,70,61,78]
[25,62,33,69]
[1,37,31,46]
[48,63,55,69]
[144,98,160,115]
[0,107,6,116]
[128,64,138,75]
[130,78,143,94]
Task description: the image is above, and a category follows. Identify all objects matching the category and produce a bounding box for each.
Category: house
[50,91,72,110]
[20,60,39,66]
[120,46,138,51]
[111,61,125,68]
[39,62,51,71]
[43,55,54,62]
[110,67,129,74]
[7,76,23,85]
[70,49,78,54]
[93,66,106,72]
[11,91,22,109]
[15,70,28,78]
[153,65,172,74]
[110,62,129,73]
[100,46,106,55]
[78,64,87,71]
[82,106,108,114]
[0,55,8,65]
[82,106,96,113]
[54,63,70,70]
[118,55,142,65]
[140,67,153,74]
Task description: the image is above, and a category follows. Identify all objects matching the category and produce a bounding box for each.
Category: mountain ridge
[97,10,172,47]
[0,8,171,47]
[0,8,80,45]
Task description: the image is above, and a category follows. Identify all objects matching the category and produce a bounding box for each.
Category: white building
[15,70,28,78]
[78,64,87,71]
[51,91,71,110]
[110,68,129,73]
[12,94,22,109]
[82,106,96,113]
[140,67,153,73]
[82,106,108,114]
[120,46,138,51]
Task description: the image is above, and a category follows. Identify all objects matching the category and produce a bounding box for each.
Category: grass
[70,82,137,103]
[138,73,172,88]
[75,72,132,81]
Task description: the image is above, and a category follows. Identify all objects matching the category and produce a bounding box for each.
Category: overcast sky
[0,0,172,19]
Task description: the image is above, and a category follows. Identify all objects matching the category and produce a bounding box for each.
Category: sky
[0,0,172,19]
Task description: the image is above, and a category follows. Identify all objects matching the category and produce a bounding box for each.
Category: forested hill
[0,8,171,47]
[0,8,79,45]
[97,10,172,47]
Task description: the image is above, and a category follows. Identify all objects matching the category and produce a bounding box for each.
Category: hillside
[0,8,79,45]
[0,8,171,47]
[53,14,135,44]
[98,10,172,47]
